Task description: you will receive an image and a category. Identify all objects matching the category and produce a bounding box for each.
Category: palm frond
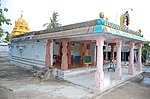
[42,23,49,27]
[43,11,61,29]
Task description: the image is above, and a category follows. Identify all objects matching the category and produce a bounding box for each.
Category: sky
[2,0,150,40]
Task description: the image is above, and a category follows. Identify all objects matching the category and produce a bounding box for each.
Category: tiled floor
[64,65,142,91]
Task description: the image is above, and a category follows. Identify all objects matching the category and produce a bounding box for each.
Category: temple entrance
[52,39,96,70]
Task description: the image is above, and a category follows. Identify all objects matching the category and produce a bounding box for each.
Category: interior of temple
[52,39,130,70]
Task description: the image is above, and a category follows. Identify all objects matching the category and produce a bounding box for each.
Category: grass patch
[0,75,4,79]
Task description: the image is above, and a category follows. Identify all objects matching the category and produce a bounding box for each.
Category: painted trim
[93,25,103,34]
[93,19,144,41]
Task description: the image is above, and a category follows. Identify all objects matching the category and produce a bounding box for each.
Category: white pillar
[128,42,135,75]
[115,39,122,79]
[137,43,142,71]
[93,35,105,89]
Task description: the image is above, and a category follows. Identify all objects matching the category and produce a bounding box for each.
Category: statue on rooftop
[99,12,109,21]
[99,12,105,19]
[123,11,130,26]
[120,11,130,27]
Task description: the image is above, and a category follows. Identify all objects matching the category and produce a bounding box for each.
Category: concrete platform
[64,65,142,92]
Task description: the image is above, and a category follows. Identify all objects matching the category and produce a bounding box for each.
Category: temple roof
[10,15,30,40]
[11,18,145,42]
[12,19,97,38]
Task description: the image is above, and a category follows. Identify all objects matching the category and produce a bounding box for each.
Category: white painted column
[115,39,122,80]
[137,43,142,71]
[93,35,105,89]
[128,42,135,75]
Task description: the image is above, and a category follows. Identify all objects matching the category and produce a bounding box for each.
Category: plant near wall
[3,31,10,42]
[43,11,61,29]
[0,0,11,41]
[142,41,150,63]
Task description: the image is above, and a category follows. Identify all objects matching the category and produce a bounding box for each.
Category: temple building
[9,12,144,89]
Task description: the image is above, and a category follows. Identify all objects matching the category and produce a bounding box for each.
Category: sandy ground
[0,57,94,99]
[0,57,150,99]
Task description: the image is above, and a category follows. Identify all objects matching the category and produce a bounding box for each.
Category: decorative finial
[21,11,23,17]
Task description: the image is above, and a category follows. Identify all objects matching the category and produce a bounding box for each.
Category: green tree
[142,41,150,62]
[0,1,11,41]
[3,32,10,42]
[43,11,61,29]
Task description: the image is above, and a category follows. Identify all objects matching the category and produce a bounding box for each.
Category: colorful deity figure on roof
[120,11,130,27]
[123,11,130,26]
[99,12,109,21]
[99,12,105,19]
